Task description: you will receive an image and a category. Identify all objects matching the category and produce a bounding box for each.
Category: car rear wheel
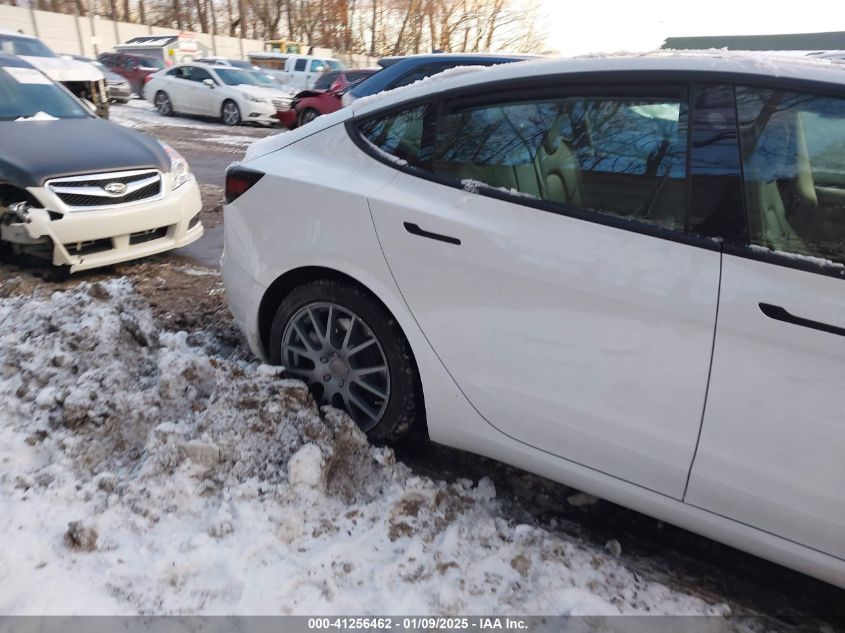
[222,100,241,126]
[154,91,173,116]
[269,280,422,442]
[298,107,320,126]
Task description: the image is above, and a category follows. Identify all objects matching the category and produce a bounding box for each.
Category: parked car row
[223,52,845,589]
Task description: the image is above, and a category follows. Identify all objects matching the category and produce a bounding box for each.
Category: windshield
[249,71,274,86]
[0,65,89,120]
[215,68,264,87]
[0,35,56,58]
[137,56,165,69]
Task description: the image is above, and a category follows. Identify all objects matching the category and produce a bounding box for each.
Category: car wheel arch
[257,265,428,435]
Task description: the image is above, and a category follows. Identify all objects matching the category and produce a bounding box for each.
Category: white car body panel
[222,53,845,588]
[687,254,845,559]
[369,174,720,499]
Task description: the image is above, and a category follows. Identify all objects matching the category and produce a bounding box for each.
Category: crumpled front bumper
[2,176,203,272]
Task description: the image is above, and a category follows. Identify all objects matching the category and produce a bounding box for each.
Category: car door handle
[403,222,461,245]
[759,303,845,337]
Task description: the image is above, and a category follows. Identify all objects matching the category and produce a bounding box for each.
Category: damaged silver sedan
[0,52,202,273]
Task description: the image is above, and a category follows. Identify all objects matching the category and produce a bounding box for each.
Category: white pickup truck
[0,29,109,117]
[246,52,344,91]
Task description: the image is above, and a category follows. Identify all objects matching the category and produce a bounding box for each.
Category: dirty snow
[0,279,730,616]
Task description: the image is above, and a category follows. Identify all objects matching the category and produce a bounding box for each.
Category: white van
[247,52,343,91]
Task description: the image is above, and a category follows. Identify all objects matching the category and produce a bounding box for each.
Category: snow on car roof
[352,49,845,117]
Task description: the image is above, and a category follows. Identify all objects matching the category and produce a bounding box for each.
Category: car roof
[0,51,37,68]
[353,50,845,116]
[349,52,532,99]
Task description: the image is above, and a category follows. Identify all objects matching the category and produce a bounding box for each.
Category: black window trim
[347,68,845,272]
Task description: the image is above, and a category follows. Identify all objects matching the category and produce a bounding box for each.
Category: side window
[736,86,845,264]
[688,83,746,242]
[294,59,307,72]
[433,95,689,230]
[391,63,456,90]
[309,60,325,72]
[166,67,182,78]
[358,104,435,169]
[189,67,212,82]
[314,72,337,90]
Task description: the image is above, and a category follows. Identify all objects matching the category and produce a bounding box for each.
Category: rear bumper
[221,203,268,361]
[4,177,203,272]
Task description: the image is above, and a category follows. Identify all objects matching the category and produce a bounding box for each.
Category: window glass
[391,63,456,90]
[736,86,845,264]
[188,67,212,82]
[314,71,339,90]
[0,35,56,58]
[215,68,263,86]
[0,66,89,120]
[309,60,325,72]
[294,59,307,72]
[358,104,434,169]
[166,67,182,77]
[689,83,746,242]
[433,96,688,230]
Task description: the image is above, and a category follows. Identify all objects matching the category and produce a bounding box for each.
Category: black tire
[221,99,241,126]
[154,91,173,116]
[269,279,423,443]
[297,107,320,127]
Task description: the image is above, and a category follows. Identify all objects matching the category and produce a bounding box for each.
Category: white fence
[0,4,376,66]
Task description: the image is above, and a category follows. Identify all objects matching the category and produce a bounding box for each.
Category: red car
[277,68,379,129]
[97,52,165,98]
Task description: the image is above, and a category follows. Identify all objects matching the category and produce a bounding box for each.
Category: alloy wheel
[222,101,241,126]
[154,92,171,116]
[281,301,390,431]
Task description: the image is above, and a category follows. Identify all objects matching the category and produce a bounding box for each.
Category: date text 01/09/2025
[307,617,529,630]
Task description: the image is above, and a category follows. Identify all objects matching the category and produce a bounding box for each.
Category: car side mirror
[203,78,215,89]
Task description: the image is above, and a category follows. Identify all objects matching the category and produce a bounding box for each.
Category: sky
[540,0,844,56]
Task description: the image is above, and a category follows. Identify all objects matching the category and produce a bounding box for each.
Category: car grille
[47,169,163,210]
[272,97,293,110]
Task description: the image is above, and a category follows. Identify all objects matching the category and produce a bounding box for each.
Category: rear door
[362,83,721,498]
[686,84,845,558]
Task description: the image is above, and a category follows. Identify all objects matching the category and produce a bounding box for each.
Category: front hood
[21,56,104,82]
[0,118,170,188]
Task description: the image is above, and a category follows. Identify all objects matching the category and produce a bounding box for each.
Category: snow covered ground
[0,276,730,616]
[110,100,278,146]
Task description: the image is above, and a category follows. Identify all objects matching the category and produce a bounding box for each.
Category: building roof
[663,31,845,52]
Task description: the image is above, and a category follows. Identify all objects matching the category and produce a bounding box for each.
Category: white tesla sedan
[222,53,845,588]
[146,62,291,126]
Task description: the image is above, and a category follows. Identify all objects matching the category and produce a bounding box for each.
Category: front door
[362,88,720,498]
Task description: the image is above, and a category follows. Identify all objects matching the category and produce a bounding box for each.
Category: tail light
[143,74,154,84]
[225,165,265,203]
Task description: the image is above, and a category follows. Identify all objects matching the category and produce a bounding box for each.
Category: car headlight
[159,141,191,190]
[244,94,267,104]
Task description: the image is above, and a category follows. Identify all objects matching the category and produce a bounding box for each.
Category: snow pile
[0,279,728,615]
